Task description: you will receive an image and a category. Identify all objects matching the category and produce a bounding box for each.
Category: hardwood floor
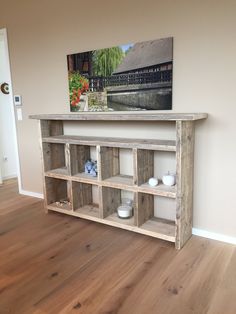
[0,180,235,314]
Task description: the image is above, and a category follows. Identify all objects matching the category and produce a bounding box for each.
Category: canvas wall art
[67,37,173,112]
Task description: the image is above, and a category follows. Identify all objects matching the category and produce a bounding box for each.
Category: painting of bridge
[67,37,173,112]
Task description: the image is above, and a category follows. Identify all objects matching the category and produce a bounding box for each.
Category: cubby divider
[133,149,154,185]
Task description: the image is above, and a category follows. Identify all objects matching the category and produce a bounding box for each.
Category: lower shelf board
[48,202,72,211]
[105,212,135,227]
[139,217,176,242]
[74,204,100,218]
[47,205,176,243]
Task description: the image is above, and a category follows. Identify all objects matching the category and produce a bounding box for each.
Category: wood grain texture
[1,180,235,314]
[101,186,121,218]
[175,121,195,249]
[134,148,154,185]
[30,112,208,121]
[70,144,90,176]
[42,143,66,173]
[40,120,63,137]
[42,135,176,151]
[44,177,69,206]
[71,181,92,211]
[100,146,119,180]
[38,114,207,248]
[136,192,154,227]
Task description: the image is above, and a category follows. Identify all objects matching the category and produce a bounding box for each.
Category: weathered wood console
[30,113,207,249]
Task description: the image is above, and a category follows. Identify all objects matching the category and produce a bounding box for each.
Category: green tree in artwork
[93,47,124,77]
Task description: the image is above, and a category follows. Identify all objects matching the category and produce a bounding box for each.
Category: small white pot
[148,177,158,187]
[162,173,176,186]
[117,205,133,218]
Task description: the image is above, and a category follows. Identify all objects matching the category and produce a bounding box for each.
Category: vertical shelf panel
[72,182,92,210]
[70,145,90,175]
[176,121,195,249]
[99,147,119,180]
[134,149,154,185]
[136,192,154,227]
[101,186,121,218]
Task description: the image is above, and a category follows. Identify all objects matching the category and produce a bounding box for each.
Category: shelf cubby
[45,177,72,211]
[43,142,69,176]
[70,144,98,182]
[72,182,100,218]
[136,192,175,242]
[134,148,176,197]
[101,186,136,227]
[99,146,134,187]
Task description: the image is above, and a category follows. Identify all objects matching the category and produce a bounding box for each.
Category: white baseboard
[3,174,17,180]
[192,228,236,246]
[19,188,44,199]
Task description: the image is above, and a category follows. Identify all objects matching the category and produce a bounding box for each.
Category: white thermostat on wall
[14,95,22,106]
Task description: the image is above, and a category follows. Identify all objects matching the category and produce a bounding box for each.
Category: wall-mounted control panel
[14,95,22,106]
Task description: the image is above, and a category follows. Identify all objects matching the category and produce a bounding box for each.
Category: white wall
[0,32,17,180]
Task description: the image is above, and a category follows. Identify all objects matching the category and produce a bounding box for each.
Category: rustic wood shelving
[30,112,207,249]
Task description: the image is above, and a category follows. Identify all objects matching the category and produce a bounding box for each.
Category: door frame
[0,28,22,189]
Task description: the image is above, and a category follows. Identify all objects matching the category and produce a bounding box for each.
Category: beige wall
[0,0,236,237]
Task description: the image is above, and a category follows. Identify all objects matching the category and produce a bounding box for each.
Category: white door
[0,29,18,184]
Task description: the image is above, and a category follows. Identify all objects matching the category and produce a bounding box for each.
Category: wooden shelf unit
[31,113,207,249]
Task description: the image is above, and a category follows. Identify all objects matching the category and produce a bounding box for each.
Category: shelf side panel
[176,121,195,249]
[136,192,154,227]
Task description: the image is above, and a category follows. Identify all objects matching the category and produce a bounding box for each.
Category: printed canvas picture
[67,37,173,112]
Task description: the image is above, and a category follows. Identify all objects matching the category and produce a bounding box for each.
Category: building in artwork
[67,51,93,76]
[106,37,173,110]
[113,37,173,76]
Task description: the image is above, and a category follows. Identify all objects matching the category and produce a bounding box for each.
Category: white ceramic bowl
[162,173,176,186]
[117,205,133,218]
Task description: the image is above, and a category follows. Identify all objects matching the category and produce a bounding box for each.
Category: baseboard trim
[19,188,44,199]
[3,174,17,180]
[192,228,236,245]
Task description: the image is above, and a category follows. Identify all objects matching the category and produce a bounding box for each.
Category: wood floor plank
[0,180,235,314]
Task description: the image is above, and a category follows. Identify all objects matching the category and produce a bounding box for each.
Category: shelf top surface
[30,112,208,121]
